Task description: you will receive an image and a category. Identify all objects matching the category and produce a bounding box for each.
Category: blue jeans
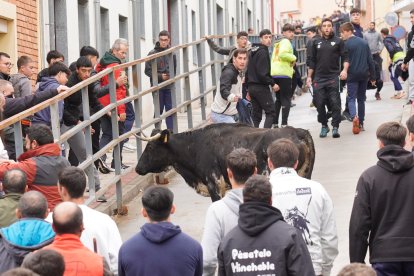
[390,64,403,91]
[159,89,173,130]
[210,111,237,123]
[124,102,135,132]
[99,115,125,166]
[347,80,367,123]
[373,262,414,276]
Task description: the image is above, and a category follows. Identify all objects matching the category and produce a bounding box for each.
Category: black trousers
[274,78,293,126]
[313,79,342,128]
[249,84,275,128]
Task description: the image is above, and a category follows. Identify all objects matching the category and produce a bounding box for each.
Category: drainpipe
[94,0,101,53]
[271,0,274,33]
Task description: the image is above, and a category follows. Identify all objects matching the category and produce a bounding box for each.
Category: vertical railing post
[197,43,207,120]
[132,63,143,156]
[151,60,161,129]
[12,123,23,158]
[50,102,61,142]
[169,53,178,133]
[182,47,193,129]
[108,71,122,212]
[81,86,96,198]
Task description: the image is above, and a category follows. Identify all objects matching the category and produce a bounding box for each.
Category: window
[152,0,160,43]
[78,0,89,48]
[100,7,110,55]
[119,15,128,40]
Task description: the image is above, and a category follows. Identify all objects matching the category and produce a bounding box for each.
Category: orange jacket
[44,234,104,276]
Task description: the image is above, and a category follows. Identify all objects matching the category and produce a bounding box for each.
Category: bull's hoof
[156,175,169,185]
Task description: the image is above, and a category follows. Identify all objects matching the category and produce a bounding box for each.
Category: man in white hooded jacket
[268,138,338,276]
[201,148,257,276]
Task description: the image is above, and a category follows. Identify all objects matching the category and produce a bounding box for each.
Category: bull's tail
[296,128,315,179]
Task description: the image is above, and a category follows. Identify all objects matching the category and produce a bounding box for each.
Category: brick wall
[7,0,39,86]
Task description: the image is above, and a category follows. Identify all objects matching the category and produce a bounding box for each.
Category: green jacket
[0,193,21,228]
[271,37,296,78]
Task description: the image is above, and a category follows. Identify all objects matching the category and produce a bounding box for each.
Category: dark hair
[340,22,355,33]
[243,175,272,203]
[0,52,11,60]
[142,186,174,222]
[17,56,33,70]
[267,138,300,168]
[306,27,317,34]
[22,250,65,276]
[233,48,248,58]
[226,148,257,184]
[350,8,361,14]
[52,202,83,235]
[58,166,86,198]
[3,169,27,194]
[80,46,99,58]
[321,18,333,25]
[1,268,39,276]
[411,9,414,14]
[370,21,376,26]
[76,56,93,69]
[26,124,54,146]
[259,29,272,37]
[337,263,376,276]
[380,28,389,35]
[159,30,170,38]
[46,50,64,64]
[282,23,295,32]
[48,61,71,77]
[18,191,48,219]
[407,115,414,133]
[237,31,248,39]
[376,122,407,147]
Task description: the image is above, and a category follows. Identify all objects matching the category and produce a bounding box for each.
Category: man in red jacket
[96,38,129,170]
[0,125,70,209]
[44,201,111,276]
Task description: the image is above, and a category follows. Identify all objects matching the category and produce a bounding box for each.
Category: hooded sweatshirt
[144,42,177,90]
[246,43,275,87]
[271,37,296,78]
[218,202,315,276]
[118,221,203,276]
[350,145,414,263]
[0,218,55,273]
[31,77,64,126]
[202,189,243,276]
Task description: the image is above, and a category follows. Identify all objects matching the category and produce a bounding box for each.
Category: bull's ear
[160,130,170,144]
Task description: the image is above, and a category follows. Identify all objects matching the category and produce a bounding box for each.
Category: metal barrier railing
[0,34,233,211]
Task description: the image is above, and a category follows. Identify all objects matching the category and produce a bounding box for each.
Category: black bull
[136,123,315,202]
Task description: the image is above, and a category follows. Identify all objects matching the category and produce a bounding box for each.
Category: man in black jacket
[144,30,177,131]
[307,18,349,139]
[247,29,280,128]
[218,175,315,276]
[349,122,414,274]
[0,52,12,81]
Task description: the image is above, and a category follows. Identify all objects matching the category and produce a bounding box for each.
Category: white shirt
[269,167,338,276]
[47,204,122,275]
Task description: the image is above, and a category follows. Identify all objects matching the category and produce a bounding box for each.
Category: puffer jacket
[9,73,32,98]
[271,37,296,78]
[0,218,55,273]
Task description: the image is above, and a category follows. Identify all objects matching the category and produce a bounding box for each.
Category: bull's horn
[133,133,161,142]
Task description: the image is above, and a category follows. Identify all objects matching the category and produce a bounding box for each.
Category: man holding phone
[145,30,177,131]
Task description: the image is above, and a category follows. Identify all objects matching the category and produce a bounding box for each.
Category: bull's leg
[207,182,221,202]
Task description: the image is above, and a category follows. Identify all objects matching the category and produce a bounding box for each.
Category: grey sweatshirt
[363,30,384,54]
[201,188,243,276]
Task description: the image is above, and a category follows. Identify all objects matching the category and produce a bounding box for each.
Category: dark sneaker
[375,92,381,100]
[407,99,413,105]
[359,123,365,131]
[332,127,340,138]
[342,110,352,122]
[352,116,360,134]
[96,195,107,202]
[320,126,330,138]
[97,158,111,174]
[111,163,130,170]
[290,103,296,107]
[271,124,279,129]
